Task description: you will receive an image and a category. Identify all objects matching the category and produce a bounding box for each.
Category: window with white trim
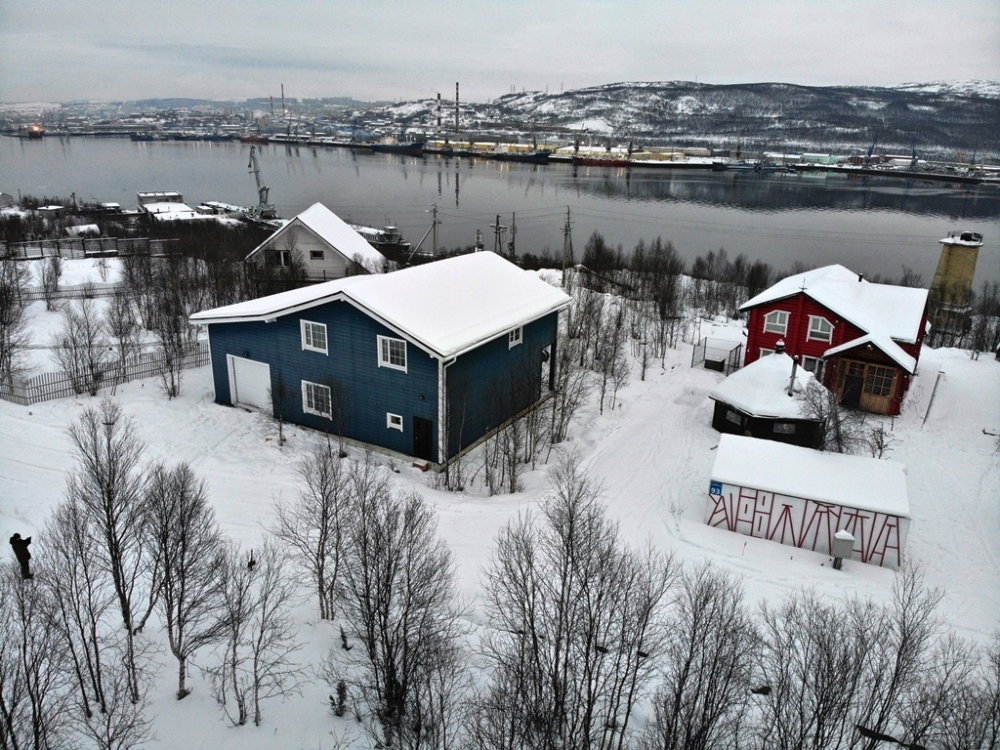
[759,348,775,357]
[807,315,833,342]
[310,250,324,260]
[301,320,328,354]
[509,326,523,348]
[302,381,332,418]
[764,309,789,335]
[377,335,407,372]
[386,413,403,431]
[802,356,825,381]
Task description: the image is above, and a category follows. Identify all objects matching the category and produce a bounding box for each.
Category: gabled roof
[245,202,385,269]
[824,333,917,374]
[191,252,572,359]
[711,434,910,517]
[709,352,818,419]
[740,265,928,344]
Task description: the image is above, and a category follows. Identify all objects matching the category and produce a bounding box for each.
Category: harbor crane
[247,146,277,219]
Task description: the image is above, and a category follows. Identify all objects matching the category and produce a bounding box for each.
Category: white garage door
[227,355,272,412]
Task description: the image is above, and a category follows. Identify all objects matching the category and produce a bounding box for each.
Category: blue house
[189,252,571,464]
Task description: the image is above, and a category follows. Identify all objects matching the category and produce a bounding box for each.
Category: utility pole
[562,206,573,287]
[455,82,459,134]
[490,214,507,255]
[431,204,439,256]
[508,212,517,260]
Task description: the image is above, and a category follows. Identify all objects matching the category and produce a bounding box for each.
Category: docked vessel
[350,223,413,262]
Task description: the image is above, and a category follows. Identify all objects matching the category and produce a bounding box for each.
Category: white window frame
[763,309,789,335]
[310,250,325,260]
[509,326,523,348]
[802,356,825,380]
[301,320,328,354]
[386,413,403,431]
[377,335,407,372]
[302,380,332,418]
[759,348,775,357]
[807,315,833,343]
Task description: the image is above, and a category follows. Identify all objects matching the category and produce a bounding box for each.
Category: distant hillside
[379,81,1000,159]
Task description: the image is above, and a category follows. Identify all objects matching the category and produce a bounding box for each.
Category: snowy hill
[1,259,998,748]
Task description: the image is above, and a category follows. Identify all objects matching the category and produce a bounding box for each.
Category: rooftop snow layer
[711,434,910,517]
[191,251,571,358]
[709,352,817,418]
[246,202,385,268]
[740,264,928,344]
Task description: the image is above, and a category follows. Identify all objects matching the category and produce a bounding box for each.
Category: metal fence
[0,345,211,406]
[1,237,173,260]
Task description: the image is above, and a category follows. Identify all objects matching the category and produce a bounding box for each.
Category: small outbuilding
[707,434,910,568]
[709,350,823,448]
[244,202,387,283]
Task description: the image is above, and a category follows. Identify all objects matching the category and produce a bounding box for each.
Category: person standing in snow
[9,533,33,579]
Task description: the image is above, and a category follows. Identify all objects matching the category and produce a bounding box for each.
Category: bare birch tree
[334,461,467,750]
[66,399,155,703]
[206,542,303,727]
[0,253,32,382]
[145,462,226,698]
[0,563,73,750]
[54,291,111,396]
[642,562,757,750]
[474,453,676,750]
[42,499,153,750]
[272,444,351,620]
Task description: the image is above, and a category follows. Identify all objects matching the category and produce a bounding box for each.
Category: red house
[740,265,929,416]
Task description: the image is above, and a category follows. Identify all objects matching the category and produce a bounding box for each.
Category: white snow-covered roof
[709,352,817,419]
[140,202,206,221]
[825,333,917,374]
[711,434,910,517]
[740,264,928,344]
[245,202,385,268]
[190,251,572,359]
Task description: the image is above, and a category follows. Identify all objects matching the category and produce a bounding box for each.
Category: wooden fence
[0,345,211,406]
[1,237,174,260]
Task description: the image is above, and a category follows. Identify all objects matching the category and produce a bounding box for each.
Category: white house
[707,434,910,568]
[245,202,387,282]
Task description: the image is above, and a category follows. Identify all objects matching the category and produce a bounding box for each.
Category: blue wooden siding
[207,300,438,456]
[445,313,559,456]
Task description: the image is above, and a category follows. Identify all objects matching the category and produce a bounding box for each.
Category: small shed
[709,351,822,448]
[692,336,743,374]
[707,434,910,568]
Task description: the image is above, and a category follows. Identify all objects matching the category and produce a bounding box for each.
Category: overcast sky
[1,0,997,104]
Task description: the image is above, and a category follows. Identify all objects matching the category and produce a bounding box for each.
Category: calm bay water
[3,136,999,286]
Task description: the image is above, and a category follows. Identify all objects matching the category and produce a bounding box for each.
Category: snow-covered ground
[2,259,998,748]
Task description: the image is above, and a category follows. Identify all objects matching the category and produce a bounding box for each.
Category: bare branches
[145,462,225,698]
[272,445,351,620]
[66,399,152,703]
[476,453,676,750]
[206,542,303,727]
[334,462,466,749]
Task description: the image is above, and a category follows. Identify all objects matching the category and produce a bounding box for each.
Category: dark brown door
[413,417,434,462]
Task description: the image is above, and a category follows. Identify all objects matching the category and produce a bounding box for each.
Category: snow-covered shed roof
[709,352,818,419]
[190,251,572,359]
[711,434,910,517]
[245,202,385,269]
[739,265,928,344]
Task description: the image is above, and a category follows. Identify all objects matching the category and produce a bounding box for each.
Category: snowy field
[2,259,999,748]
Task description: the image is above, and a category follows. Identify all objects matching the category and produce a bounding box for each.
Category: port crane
[247,146,277,219]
